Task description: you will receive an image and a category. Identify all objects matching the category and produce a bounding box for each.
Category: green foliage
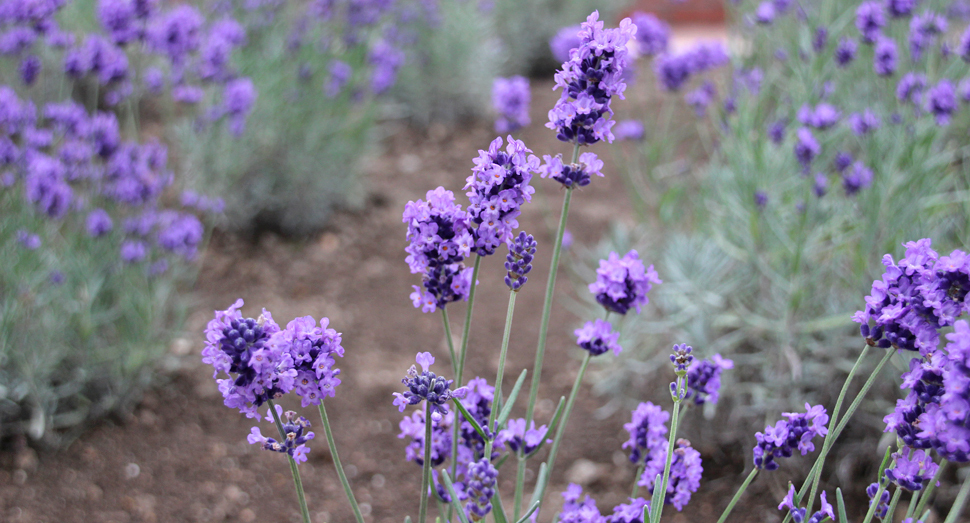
[584,0,970,446]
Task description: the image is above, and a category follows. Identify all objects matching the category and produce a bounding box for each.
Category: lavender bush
[585,0,970,460]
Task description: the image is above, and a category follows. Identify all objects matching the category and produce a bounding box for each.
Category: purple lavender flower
[961,25,970,62]
[857,2,887,43]
[670,343,694,376]
[325,60,352,98]
[637,439,702,511]
[403,187,474,311]
[574,319,622,356]
[19,55,40,85]
[465,136,537,255]
[505,231,535,291]
[223,78,256,136]
[623,401,669,465]
[849,109,881,135]
[794,127,820,169]
[539,151,604,189]
[797,103,841,130]
[755,1,777,24]
[368,39,404,94]
[613,120,644,141]
[393,352,467,423]
[654,52,692,92]
[86,208,113,237]
[248,406,315,463]
[685,81,716,117]
[842,161,874,195]
[874,36,898,76]
[909,12,947,61]
[835,37,858,67]
[779,486,835,523]
[814,173,828,197]
[925,79,956,125]
[144,67,164,94]
[867,483,891,519]
[399,408,453,466]
[853,239,970,354]
[588,249,661,315]
[754,190,768,209]
[886,0,918,18]
[884,447,940,490]
[897,72,928,104]
[547,11,637,145]
[549,24,581,64]
[499,418,550,455]
[959,78,970,103]
[99,0,140,45]
[492,76,531,133]
[172,84,203,104]
[918,320,970,462]
[556,484,604,523]
[16,230,41,250]
[464,459,498,522]
[752,403,829,470]
[198,18,246,81]
[610,498,650,523]
[631,12,669,57]
[767,119,786,143]
[813,26,828,53]
[456,377,497,459]
[685,354,733,405]
[147,5,204,65]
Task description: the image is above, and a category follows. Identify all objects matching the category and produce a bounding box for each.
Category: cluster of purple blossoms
[464,136,537,256]
[755,1,777,24]
[613,120,644,141]
[546,11,637,146]
[505,231,536,292]
[202,300,345,418]
[464,459,498,522]
[836,37,858,67]
[609,498,650,523]
[492,76,531,133]
[924,80,957,125]
[654,41,729,92]
[557,484,605,523]
[848,109,881,135]
[539,151,604,189]
[884,447,940,490]
[887,0,918,17]
[630,12,669,57]
[909,12,947,61]
[622,401,669,465]
[637,438,703,511]
[885,353,946,449]
[588,249,662,315]
[403,187,474,312]
[752,403,829,470]
[853,239,970,354]
[794,127,821,170]
[574,319,622,356]
[856,2,887,43]
[685,81,716,117]
[498,418,550,455]
[867,482,891,519]
[918,321,970,462]
[549,24,582,64]
[874,36,898,76]
[797,103,841,130]
[897,72,928,104]
[398,408,454,467]
[684,354,734,405]
[813,26,828,53]
[779,486,835,523]
[393,352,467,423]
[248,405,315,463]
[842,161,873,196]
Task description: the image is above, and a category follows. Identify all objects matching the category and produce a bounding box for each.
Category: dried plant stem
[715,468,759,523]
[268,400,311,523]
[419,401,433,523]
[317,402,364,523]
[484,290,517,458]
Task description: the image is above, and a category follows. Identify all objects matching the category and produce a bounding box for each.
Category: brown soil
[0,80,873,523]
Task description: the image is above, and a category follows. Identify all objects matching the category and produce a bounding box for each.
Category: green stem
[715,468,759,523]
[804,346,872,513]
[419,401,433,523]
[441,309,458,378]
[884,485,903,523]
[905,489,922,521]
[268,400,311,523]
[457,255,483,387]
[523,187,574,428]
[317,402,365,523]
[632,463,645,499]
[514,454,526,519]
[651,385,683,523]
[545,352,592,480]
[943,470,970,523]
[912,459,948,518]
[484,291,517,458]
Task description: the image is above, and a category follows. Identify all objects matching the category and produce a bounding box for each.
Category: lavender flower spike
[753,403,829,470]
[505,231,536,291]
[248,405,316,463]
[393,352,467,423]
[622,401,669,465]
[464,458,498,521]
[465,136,537,256]
[574,319,622,356]
[539,151,604,189]
[492,76,531,133]
[685,354,734,405]
[588,249,661,315]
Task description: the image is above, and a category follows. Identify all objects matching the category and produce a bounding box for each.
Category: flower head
[492,76,531,133]
[588,250,661,315]
[856,2,886,43]
[464,459,498,522]
[835,37,858,67]
[631,12,669,56]
[394,352,466,423]
[248,406,315,463]
[623,402,669,465]
[465,137,537,256]
[574,319,622,356]
[874,36,898,76]
[505,231,536,291]
[685,354,734,405]
[637,439,702,511]
[753,403,829,470]
[539,151,604,189]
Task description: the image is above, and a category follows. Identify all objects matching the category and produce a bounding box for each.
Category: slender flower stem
[884,485,904,522]
[632,463,645,499]
[514,454,526,519]
[441,309,458,378]
[651,385,684,523]
[457,255,483,386]
[715,468,759,523]
[799,348,893,514]
[912,459,948,518]
[317,402,365,523]
[484,291,518,458]
[419,401,433,523]
[905,489,922,521]
[524,187,574,427]
[545,352,592,480]
[268,400,311,523]
[943,470,970,523]
[804,345,871,513]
